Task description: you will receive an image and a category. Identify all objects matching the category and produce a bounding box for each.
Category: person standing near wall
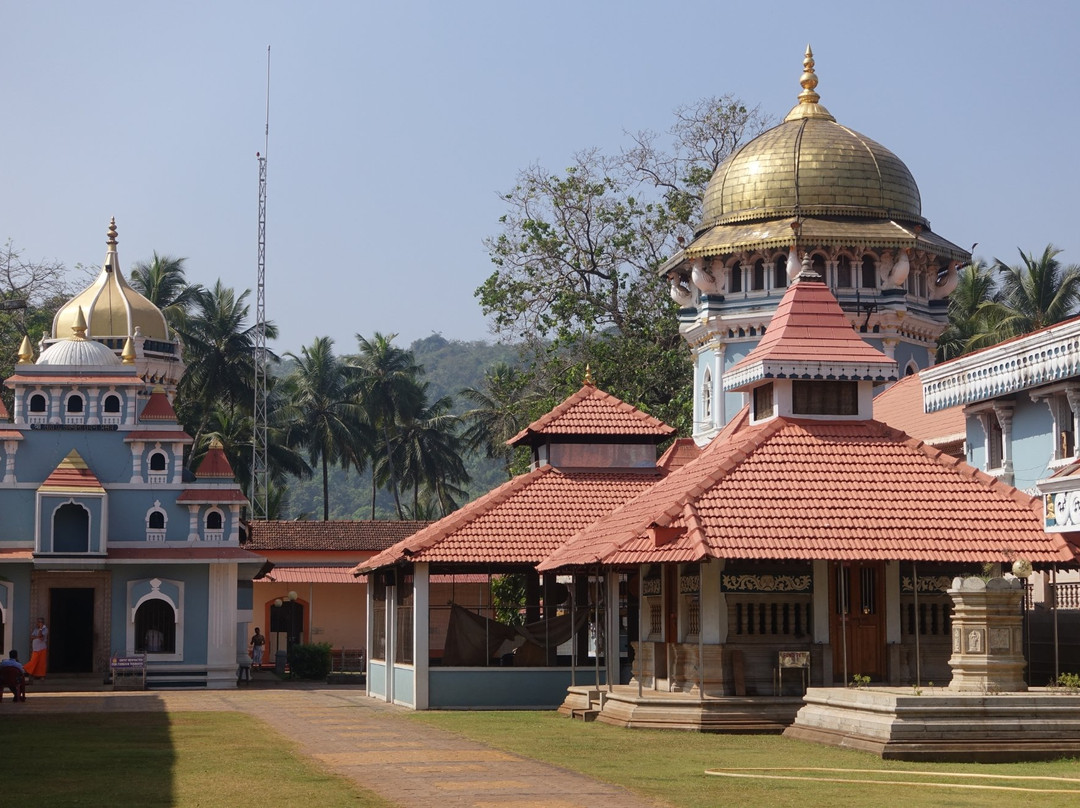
[250,627,266,670]
[24,617,48,682]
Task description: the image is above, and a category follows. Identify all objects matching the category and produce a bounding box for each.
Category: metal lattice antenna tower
[251,45,270,520]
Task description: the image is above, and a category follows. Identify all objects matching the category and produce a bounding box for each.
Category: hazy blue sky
[2,1,1077,354]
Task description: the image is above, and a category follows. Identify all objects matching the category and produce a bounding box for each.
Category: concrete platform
[561,685,803,732]
[785,686,1080,762]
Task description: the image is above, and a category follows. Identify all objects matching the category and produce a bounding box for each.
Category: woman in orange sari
[24,617,48,681]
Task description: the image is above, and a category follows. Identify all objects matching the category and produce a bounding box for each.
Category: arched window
[148,511,165,529]
[836,255,852,287]
[206,511,223,531]
[861,255,877,289]
[149,452,167,472]
[103,394,121,414]
[752,259,766,291]
[134,599,176,654]
[905,361,919,377]
[729,261,742,293]
[66,395,84,413]
[29,393,47,413]
[811,253,826,279]
[701,368,713,421]
[773,255,788,289]
[53,502,90,553]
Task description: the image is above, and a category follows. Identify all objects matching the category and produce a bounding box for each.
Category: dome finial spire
[784,44,834,122]
[72,306,88,340]
[798,44,820,106]
[107,217,118,250]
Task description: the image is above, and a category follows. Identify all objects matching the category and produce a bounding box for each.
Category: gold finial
[121,336,136,364]
[583,364,595,387]
[17,335,34,364]
[72,307,88,339]
[797,44,820,106]
[107,217,118,248]
[784,44,834,122]
[209,437,224,450]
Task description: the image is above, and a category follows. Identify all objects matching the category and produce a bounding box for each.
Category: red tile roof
[507,384,674,446]
[176,488,248,504]
[123,429,192,443]
[140,388,178,421]
[725,277,896,391]
[539,417,1077,570]
[355,465,663,571]
[246,520,433,552]
[195,442,236,479]
[258,565,362,584]
[0,397,8,420]
[874,373,966,447]
[657,438,702,472]
[40,450,105,493]
[0,430,22,440]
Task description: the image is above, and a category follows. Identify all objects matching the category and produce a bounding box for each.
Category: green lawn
[2,712,392,808]
[409,710,1080,808]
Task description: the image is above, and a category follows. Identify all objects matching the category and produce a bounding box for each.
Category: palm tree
[173,281,277,454]
[936,261,999,360]
[981,245,1080,339]
[129,252,204,330]
[351,333,423,520]
[460,362,532,479]
[397,391,470,517]
[283,337,368,520]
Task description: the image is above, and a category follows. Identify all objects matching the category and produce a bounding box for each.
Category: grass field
[410,710,1080,808]
[2,712,392,808]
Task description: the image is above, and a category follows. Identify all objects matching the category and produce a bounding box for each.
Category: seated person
[0,650,26,702]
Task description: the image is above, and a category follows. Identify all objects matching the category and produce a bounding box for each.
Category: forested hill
[281,334,518,520]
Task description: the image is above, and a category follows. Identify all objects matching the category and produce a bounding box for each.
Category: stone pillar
[948,576,1027,693]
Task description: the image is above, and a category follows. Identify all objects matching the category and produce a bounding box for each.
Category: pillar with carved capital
[49,386,62,424]
[86,387,100,424]
[993,402,1015,477]
[129,442,144,484]
[187,505,200,542]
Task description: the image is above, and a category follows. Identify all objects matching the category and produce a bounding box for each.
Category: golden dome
[697,46,924,235]
[52,218,170,342]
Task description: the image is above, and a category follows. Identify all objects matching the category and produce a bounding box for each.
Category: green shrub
[287,642,332,679]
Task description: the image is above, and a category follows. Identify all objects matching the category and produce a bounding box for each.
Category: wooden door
[829,562,885,682]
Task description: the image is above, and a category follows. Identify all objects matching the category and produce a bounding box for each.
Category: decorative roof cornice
[921,316,1080,412]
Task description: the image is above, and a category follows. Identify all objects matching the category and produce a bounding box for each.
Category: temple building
[0,220,262,688]
[661,46,970,444]
[358,49,1079,723]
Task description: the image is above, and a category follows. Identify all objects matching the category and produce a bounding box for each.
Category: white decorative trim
[922,317,1080,412]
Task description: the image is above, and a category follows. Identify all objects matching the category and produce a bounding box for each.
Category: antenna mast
[251,45,270,520]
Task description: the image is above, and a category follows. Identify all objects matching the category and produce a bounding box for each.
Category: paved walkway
[9,683,664,808]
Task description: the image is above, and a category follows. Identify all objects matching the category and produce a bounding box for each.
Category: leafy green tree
[351,332,424,520]
[479,96,769,432]
[981,245,1080,339]
[283,337,369,520]
[129,252,204,330]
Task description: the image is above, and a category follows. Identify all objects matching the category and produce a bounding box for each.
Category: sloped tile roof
[874,373,966,446]
[657,438,702,472]
[258,565,363,584]
[725,278,896,390]
[195,442,235,479]
[356,465,662,571]
[40,450,105,493]
[507,384,674,445]
[539,417,1077,569]
[140,388,178,421]
[246,520,433,552]
[0,396,8,420]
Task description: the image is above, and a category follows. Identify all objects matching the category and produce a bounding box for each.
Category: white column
[206,562,239,689]
[414,563,430,710]
[187,506,200,542]
[171,444,183,484]
[49,387,62,424]
[86,387,100,424]
[130,441,144,483]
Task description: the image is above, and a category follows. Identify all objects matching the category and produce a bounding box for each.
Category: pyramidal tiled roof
[724,276,897,391]
[195,441,236,479]
[140,388,178,421]
[539,416,1077,570]
[507,384,674,445]
[355,465,662,572]
[40,450,105,494]
[0,396,8,420]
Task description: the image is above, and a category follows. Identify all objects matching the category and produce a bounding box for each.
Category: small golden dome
[52,218,170,342]
[697,47,924,235]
